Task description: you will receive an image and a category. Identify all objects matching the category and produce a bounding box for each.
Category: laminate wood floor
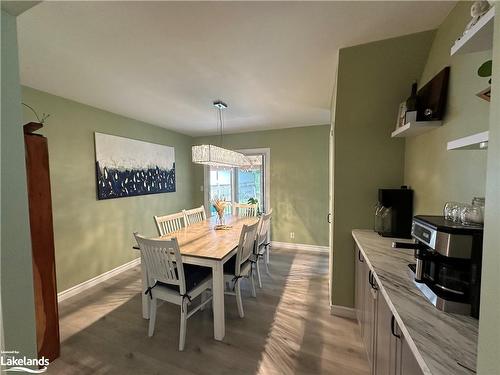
[49,248,369,375]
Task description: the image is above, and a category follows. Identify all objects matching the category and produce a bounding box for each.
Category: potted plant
[247,197,262,216]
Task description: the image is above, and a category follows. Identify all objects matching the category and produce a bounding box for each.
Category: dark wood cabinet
[24,122,60,362]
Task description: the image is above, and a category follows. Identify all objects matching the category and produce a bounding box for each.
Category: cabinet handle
[368,270,378,290]
[391,316,401,339]
[358,249,364,263]
[327,213,332,223]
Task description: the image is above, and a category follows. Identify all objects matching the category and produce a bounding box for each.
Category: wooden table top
[156,215,259,260]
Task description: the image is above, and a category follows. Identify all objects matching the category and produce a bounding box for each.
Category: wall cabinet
[355,244,423,375]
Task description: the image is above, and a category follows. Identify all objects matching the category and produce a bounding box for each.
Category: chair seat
[224,255,251,276]
[157,264,211,293]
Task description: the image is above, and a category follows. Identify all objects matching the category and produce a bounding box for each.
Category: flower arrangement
[212,199,228,226]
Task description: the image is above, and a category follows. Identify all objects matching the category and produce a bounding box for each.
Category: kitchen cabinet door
[393,318,424,375]
[399,335,424,375]
[363,269,378,372]
[375,293,397,375]
[354,245,366,331]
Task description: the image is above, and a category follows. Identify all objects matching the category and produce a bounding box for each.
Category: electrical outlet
[290,232,295,239]
[200,185,204,192]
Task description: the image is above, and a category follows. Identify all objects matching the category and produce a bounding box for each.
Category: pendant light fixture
[192,101,249,168]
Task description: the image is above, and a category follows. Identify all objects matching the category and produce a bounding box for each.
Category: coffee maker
[409,215,483,318]
[375,187,413,238]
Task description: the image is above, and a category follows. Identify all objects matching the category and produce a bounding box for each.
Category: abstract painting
[94,133,175,200]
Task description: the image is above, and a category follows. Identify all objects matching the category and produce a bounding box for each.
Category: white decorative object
[464,1,491,33]
[451,5,495,55]
[404,111,417,124]
[192,101,250,168]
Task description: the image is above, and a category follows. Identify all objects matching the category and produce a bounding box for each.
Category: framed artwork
[94,133,175,200]
[476,86,491,102]
[396,102,407,129]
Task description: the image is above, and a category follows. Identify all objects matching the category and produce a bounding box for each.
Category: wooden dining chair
[183,205,207,226]
[223,221,259,318]
[253,209,273,288]
[154,211,186,236]
[232,202,258,217]
[134,233,213,351]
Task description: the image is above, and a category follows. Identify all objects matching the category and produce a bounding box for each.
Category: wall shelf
[447,131,489,150]
[451,6,495,55]
[391,121,442,138]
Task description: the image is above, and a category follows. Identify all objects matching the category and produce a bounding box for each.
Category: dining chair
[134,233,213,351]
[154,211,186,236]
[253,209,273,288]
[183,205,207,226]
[232,202,258,217]
[223,221,259,318]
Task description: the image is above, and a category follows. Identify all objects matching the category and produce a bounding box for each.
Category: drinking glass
[461,205,483,225]
[444,202,460,222]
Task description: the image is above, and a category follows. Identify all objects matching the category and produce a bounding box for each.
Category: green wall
[331,31,435,307]
[404,2,490,214]
[193,125,330,247]
[1,9,37,360]
[21,87,196,292]
[477,10,500,375]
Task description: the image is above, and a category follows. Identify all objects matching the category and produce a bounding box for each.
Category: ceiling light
[192,101,249,168]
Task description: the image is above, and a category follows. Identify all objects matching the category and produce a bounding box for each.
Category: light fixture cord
[220,107,224,147]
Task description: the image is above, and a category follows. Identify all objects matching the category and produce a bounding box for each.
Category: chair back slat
[183,205,207,226]
[154,212,186,236]
[257,209,273,247]
[134,233,186,294]
[233,203,258,217]
[235,221,259,275]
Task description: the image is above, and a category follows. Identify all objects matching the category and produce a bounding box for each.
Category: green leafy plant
[247,197,262,216]
[478,60,492,84]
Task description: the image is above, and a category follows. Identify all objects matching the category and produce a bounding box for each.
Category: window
[237,155,263,212]
[205,151,268,216]
[208,167,233,215]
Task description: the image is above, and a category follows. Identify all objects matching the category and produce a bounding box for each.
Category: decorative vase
[217,213,225,226]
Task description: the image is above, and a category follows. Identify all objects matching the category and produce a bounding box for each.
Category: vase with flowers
[212,199,228,228]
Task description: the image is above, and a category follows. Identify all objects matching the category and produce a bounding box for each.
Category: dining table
[135,214,259,341]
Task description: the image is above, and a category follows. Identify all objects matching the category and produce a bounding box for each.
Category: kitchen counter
[352,229,478,375]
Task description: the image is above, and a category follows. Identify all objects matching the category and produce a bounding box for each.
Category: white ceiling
[18,1,454,136]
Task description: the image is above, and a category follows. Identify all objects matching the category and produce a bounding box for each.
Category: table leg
[141,254,150,319]
[212,261,225,340]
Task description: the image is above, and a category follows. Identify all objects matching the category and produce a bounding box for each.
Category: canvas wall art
[94,133,175,200]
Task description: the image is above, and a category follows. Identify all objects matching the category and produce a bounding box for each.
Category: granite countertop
[352,229,478,375]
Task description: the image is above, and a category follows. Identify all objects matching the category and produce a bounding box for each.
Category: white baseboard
[58,257,141,303]
[271,241,329,253]
[330,305,356,320]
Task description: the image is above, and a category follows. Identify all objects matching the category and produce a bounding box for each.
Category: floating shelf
[391,121,442,138]
[447,131,489,150]
[451,6,495,55]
